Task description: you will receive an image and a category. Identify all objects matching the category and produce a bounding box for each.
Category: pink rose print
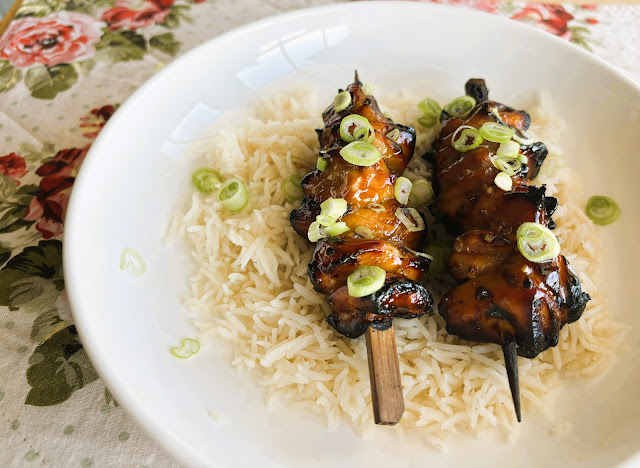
[511,5,574,41]
[0,153,28,185]
[0,12,103,69]
[24,145,90,239]
[102,2,171,31]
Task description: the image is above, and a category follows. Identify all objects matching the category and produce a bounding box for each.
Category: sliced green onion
[452,126,483,152]
[217,177,248,212]
[585,195,620,225]
[308,221,324,242]
[494,172,512,191]
[518,153,529,164]
[339,114,375,143]
[347,266,386,297]
[418,98,441,120]
[367,203,385,212]
[282,175,303,202]
[192,168,223,194]
[340,141,383,166]
[422,240,452,278]
[409,179,433,207]
[513,128,535,145]
[444,96,476,119]
[355,226,374,239]
[170,338,200,359]
[479,122,514,143]
[386,128,400,142]
[307,220,349,242]
[418,116,439,129]
[497,140,520,157]
[315,214,335,225]
[334,91,351,112]
[363,83,374,95]
[120,248,146,276]
[395,207,425,232]
[317,157,328,172]
[516,222,560,262]
[492,154,521,176]
[324,222,350,237]
[320,198,348,221]
[394,176,412,205]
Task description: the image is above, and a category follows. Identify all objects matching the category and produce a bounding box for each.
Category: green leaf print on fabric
[95,30,147,62]
[25,326,98,406]
[0,240,64,312]
[31,308,70,343]
[161,4,193,29]
[15,0,66,18]
[149,32,181,57]
[0,178,39,235]
[24,64,79,100]
[0,61,22,94]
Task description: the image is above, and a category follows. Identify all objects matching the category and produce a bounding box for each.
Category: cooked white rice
[169,87,627,447]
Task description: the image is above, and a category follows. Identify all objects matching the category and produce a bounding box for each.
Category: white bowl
[64,2,640,467]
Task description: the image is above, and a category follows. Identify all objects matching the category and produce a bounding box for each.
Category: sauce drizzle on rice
[169,88,626,447]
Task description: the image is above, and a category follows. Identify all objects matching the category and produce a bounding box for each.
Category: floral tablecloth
[0,0,638,466]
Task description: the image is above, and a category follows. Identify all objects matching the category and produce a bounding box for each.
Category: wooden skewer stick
[502,335,521,422]
[365,324,404,425]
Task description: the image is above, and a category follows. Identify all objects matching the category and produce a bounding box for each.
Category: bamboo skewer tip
[365,324,404,426]
[502,336,522,423]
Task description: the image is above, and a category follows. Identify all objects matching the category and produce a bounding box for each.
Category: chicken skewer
[290,73,435,424]
[431,79,590,421]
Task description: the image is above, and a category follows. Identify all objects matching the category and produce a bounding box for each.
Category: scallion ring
[494,172,513,191]
[479,122,514,143]
[497,140,520,157]
[491,154,521,176]
[192,168,223,194]
[409,179,434,207]
[217,177,248,212]
[339,114,375,143]
[323,222,350,237]
[516,222,560,262]
[317,157,328,172]
[282,175,303,202]
[320,198,348,221]
[518,153,529,164]
[395,207,425,232]
[444,96,476,119]
[386,128,400,142]
[394,176,412,205]
[347,266,386,298]
[422,240,452,278]
[340,141,383,166]
[452,126,483,152]
[513,128,535,145]
[585,195,620,225]
[418,116,439,129]
[367,203,385,212]
[418,97,441,118]
[363,83,374,95]
[120,248,146,276]
[334,91,351,112]
[355,226,374,239]
[170,338,200,359]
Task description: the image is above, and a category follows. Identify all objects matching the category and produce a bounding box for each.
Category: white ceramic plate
[64,3,640,467]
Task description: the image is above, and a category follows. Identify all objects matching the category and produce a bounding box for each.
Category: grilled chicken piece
[290,74,434,338]
[310,238,429,295]
[434,79,590,419]
[328,274,433,338]
[433,86,555,240]
[441,231,589,358]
